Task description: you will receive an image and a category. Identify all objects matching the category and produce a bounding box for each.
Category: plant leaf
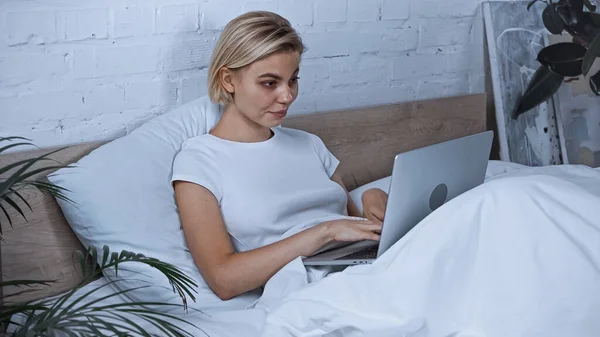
[0,202,13,232]
[0,136,31,143]
[538,42,586,76]
[570,0,585,13]
[9,188,33,212]
[543,4,566,34]
[0,142,36,155]
[590,68,600,93]
[583,32,600,75]
[584,0,597,11]
[2,195,27,222]
[513,66,565,118]
[528,0,539,10]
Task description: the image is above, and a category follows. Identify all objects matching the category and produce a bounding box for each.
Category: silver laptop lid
[377,130,494,257]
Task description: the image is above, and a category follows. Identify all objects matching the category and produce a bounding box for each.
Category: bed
[2,93,600,337]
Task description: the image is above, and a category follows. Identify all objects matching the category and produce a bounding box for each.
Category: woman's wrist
[300,222,333,256]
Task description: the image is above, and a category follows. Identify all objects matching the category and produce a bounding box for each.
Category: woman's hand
[319,218,382,243]
[362,188,388,224]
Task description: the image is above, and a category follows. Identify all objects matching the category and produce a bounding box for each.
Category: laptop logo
[429,183,448,211]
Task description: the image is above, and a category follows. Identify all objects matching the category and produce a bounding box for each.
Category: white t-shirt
[170,126,349,252]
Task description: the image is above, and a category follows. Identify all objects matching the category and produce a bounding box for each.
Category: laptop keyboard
[335,245,379,260]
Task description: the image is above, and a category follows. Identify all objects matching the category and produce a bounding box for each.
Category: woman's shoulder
[276,126,320,143]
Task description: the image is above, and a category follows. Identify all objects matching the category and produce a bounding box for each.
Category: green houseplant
[0,136,201,337]
[514,0,600,118]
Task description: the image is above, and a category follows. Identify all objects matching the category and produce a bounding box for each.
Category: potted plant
[514,0,600,118]
[0,136,200,337]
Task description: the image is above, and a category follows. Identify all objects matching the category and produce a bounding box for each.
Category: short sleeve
[170,139,223,203]
[308,133,340,177]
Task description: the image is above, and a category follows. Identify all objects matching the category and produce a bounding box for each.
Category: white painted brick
[73,45,161,79]
[411,1,437,18]
[156,4,199,34]
[469,73,486,93]
[327,55,392,85]
[180,76,208,104]
[288,96,317,115]
[437,1,477,18]
[302,31,352,58]
[417,74,470,100]
[243,1,279,12]
[125,80,178,110]
[381,0,409,21]
[315,0,347,23]
[202,1,243,31]
[347,0,378,22]
[353,28,419,54]
[279,0,313,26]
[82,84,126,115]
[0,53,69,85]
[6,11,56,45]
[298,61,329,96]
[113,8,154,38]
[114,9,139,38]
[0,91,84,126]
[419,18,472,47]
[392,54,446,79]
[57,9,109,41]
[446,51,473,73]
[164,38,213,72]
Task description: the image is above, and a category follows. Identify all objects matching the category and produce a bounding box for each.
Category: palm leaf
[8,188,32,212]
[0,142,36,155]
[0,146,69,197]
[0,136,32,143]
[77,246,199,309]
[2,195,26,222]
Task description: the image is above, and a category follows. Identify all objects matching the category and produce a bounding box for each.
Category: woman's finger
[358,223,383,233]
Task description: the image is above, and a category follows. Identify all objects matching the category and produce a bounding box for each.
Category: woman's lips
[270,110,287,118]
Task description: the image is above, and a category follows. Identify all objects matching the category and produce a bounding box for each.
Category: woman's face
[223,50,301,128]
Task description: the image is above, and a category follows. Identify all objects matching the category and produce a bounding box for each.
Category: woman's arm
[330,172,362,217]
[174,181,381,301]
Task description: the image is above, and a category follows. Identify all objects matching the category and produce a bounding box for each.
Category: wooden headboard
[283,93,487,190]
[0,93,487,304]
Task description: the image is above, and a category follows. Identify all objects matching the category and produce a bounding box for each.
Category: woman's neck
[210,104,273,143]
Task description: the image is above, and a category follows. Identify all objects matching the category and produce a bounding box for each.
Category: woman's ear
[219,67,235,94]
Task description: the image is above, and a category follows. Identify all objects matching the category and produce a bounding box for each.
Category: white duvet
[10,162,600,337]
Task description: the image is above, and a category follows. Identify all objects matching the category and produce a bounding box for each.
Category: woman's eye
[290,76,300,84]
[263,81,276,87]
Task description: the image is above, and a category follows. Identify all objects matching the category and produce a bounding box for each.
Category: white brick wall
[0,0,490,149]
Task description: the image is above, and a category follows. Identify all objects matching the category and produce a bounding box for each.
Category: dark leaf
[570,0,585,13]
[583,32,600,75]
[543,4,566,34]
[589,12,600,24]
[9,188,32,212]
[537,42,587,76]
[584,0,597,11]
[0,279,56,288]
[0,136,31,143]
[0,142,35,155]
[528,0,539,10]
[513,66,565,118]
[590,68,600,93]
[3,195,27,222]
[0,203,12,231]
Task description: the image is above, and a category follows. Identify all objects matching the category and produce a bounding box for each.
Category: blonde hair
[208,11,305,105]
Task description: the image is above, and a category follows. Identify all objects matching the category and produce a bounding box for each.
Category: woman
[171,11,388,301]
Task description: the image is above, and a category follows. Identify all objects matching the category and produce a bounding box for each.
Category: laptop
[302,130,494,266]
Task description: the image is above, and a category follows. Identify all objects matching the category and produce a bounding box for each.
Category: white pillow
[348,176,392,215]
[48,96,224,309]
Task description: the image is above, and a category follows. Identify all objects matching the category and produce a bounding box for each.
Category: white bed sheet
[9,161,600,337]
